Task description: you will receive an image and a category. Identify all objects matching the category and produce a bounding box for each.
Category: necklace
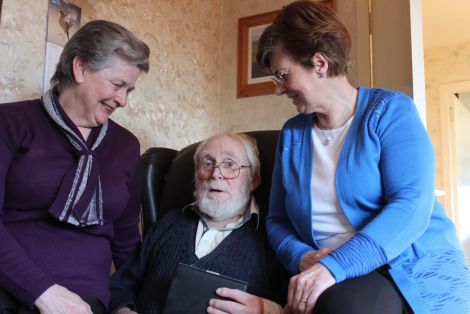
[315,88,356,146]
[316,125,339,146]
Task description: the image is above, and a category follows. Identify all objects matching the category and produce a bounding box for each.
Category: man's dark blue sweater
[109,207,274,314]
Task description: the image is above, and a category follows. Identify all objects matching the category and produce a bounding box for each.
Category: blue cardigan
[267,87,470,313]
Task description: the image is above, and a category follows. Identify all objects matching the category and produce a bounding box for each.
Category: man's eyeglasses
[197,160,251,179]
[272,66,294,86]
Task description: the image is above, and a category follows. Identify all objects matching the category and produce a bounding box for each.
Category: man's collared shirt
[190,198,259,258]
[185,199,283,314]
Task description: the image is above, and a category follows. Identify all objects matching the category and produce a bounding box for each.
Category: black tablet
[163,263,249,314]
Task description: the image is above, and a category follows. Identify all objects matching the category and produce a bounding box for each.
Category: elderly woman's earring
[317,72,325,79]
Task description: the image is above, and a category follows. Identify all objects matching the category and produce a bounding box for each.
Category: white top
[194,198,259,258]
[311,116,355,250]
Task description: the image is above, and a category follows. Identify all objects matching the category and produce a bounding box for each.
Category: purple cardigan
[0,98,141,307]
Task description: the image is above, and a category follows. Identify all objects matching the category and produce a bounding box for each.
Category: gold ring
[300,299,308,302]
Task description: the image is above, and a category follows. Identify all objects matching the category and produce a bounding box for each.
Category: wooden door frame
[438,80,470,225]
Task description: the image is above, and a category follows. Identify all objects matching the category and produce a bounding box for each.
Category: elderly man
[108,133,277,314]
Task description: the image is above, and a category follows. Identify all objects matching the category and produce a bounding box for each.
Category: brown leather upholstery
[139,130,289,303]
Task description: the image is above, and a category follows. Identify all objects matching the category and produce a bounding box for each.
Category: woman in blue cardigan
[208,1,470,314]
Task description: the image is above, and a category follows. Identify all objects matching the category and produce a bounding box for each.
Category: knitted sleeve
[111,150,142,268]
[266,124,315,274]
[322,91,436,282]
[108,209,181,312]
[0,105,55,305]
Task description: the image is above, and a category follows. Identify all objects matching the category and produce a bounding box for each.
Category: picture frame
[236,0,336,98]
[0,0,3,25]
[237,10,279,98]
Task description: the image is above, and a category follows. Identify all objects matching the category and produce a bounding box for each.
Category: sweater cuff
[108,294,137,313]
[278,241,313,274]
[21,277,56,307]
[319,232,387,283]
[319,255,347,283]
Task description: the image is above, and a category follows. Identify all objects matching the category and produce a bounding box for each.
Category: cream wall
[424,41,470,191]
[218,0,366,132]
[1,0,369,150]
[218,0,296,133]
[0,0,221,151]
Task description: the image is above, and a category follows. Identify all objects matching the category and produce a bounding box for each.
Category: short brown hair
[257,0,352,77]
[51,20,150,91]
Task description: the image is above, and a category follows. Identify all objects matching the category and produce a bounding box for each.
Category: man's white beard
[196,181,251,223]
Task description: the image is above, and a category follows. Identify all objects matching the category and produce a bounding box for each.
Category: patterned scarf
[42,88,108,227]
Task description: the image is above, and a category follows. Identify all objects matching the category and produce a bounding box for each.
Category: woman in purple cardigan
[0,20,149,313]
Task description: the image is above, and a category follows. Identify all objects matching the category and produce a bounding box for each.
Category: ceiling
[422,0,470,49]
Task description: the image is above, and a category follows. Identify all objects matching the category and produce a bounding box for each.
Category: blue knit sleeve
[324,90,437,281]
[320,232,387,282]
[266,128,314,274]
[362,92,436,259]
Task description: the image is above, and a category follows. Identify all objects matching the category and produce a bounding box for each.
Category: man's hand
[287,263,335,314]
[115,307,138,314]
[207,288,263,314]
[299,248,331,272]
[34,284,92,314]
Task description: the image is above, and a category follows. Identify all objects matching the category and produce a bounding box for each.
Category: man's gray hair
[51,19,150,91]
[194,133,261,181]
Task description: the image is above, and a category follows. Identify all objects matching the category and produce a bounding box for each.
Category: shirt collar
[184,197,260,231]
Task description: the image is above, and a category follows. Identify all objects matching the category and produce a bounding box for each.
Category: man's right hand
[207,288,264,314]
[34,284,92,314]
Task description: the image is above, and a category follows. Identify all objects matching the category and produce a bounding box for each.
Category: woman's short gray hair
[194,133,261,181]
[51,20,150,91]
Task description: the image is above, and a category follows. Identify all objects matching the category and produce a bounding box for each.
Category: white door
[453,93,470,264]
[439,83,470,265]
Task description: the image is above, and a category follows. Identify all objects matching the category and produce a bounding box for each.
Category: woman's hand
[207,288,263,314]
[34,284,92,314]
[299,248,331,272]
[115,307,138,314]
[287,263,335,314]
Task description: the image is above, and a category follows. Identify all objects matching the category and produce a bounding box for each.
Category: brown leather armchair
[139,130,289,303]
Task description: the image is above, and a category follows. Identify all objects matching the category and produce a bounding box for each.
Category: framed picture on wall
[0,0,3,25]
[236,0,336,98]
[237,10,279,98]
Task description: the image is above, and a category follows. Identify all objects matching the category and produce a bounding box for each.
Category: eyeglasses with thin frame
[197,159,251,179]
[272,66,294,86]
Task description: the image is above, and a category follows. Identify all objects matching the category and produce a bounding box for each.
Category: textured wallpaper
[219,0,296,133]
[424,41,470,190]
[0,0,220,151]
[0,0,48,101]
[219,0,361,133]
[1,0,363,151]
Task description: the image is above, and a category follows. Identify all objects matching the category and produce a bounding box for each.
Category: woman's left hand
[287,263,335,314]
[207,288,263,314]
